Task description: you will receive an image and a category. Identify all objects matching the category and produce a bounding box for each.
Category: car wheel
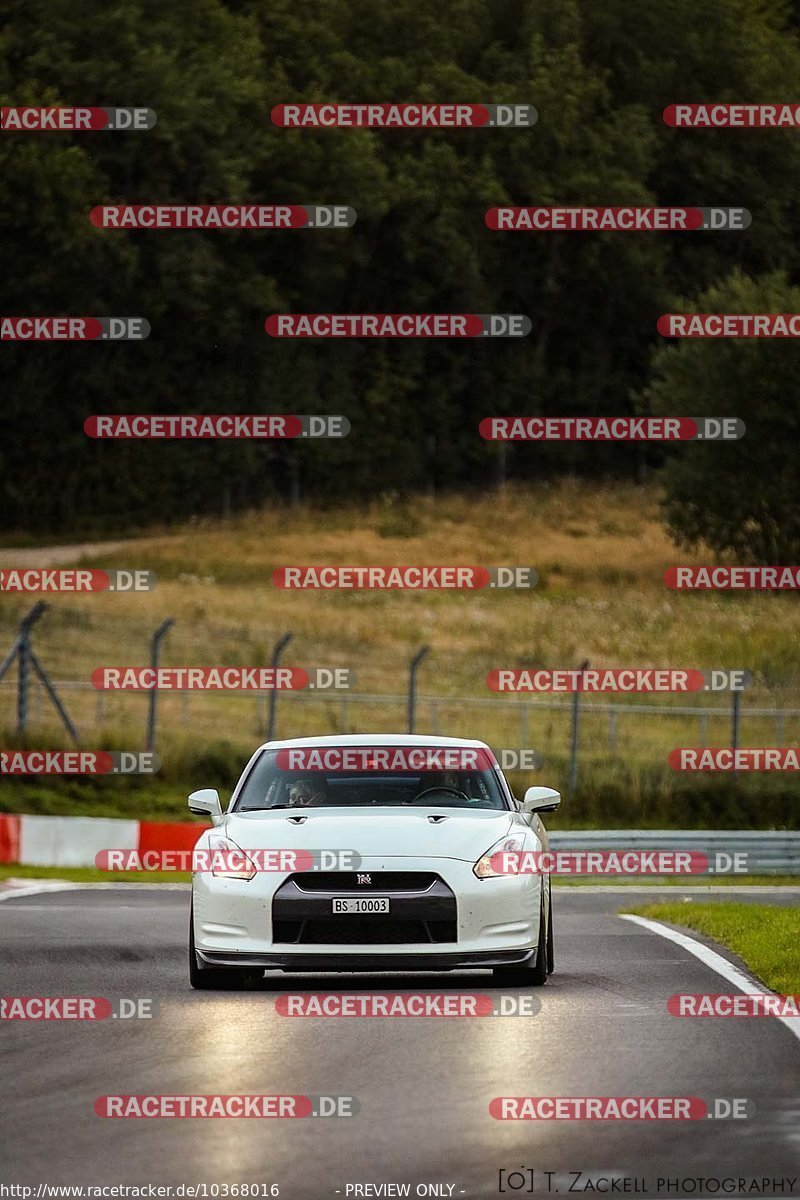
[493,894,548,987]
[546,881,555,974]
[189,902,263,990]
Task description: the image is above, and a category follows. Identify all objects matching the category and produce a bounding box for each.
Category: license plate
[332,896,390,914]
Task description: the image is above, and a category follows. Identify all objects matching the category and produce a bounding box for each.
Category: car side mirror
[188,788,223,824]
[522,786,561,814]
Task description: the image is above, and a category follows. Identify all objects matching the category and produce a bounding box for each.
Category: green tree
[4,0,800,530]
[641,269,800,562]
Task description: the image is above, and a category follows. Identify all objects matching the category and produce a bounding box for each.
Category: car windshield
[233,748,508,811]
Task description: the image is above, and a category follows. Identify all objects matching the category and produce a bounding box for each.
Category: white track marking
[0,881,82,901]
[620,913,800,1043]
[0,880,189,901]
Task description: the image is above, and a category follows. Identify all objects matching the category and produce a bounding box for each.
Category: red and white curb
[0,812,208,868]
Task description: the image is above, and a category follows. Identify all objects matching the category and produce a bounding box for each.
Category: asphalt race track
[1,886,798,1198]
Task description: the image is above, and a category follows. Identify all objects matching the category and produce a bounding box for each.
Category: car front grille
[271,872,458,945]
[273,917,457,944]
[287,871,439,893]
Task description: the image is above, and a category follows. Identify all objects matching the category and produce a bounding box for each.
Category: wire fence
[2,604,799,789]
[2,679,800,783]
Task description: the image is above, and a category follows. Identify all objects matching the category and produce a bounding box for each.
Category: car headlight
[473,831,529,879]
[208,834,257,881]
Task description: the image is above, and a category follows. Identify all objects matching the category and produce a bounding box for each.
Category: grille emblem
[356,873,372,885]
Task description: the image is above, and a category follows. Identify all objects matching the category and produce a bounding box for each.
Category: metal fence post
[266,632,293,742]
[15,603,46,735]
[16,625,29,735]
[731,688,742,781]
[146,618,175,753]
[407,645,431,734]
[568,659,590,794]
[731,689,741,751]
[28,654,80,743]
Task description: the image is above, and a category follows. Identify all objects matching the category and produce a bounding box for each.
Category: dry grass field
[1,481,798,825]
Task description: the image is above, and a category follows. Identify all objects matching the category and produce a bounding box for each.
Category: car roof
[255,733,493,752]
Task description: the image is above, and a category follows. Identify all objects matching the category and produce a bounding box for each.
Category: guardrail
[0,813,797,873]
[549,829,800,874]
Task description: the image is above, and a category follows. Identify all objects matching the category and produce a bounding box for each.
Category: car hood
[222,807,520,862]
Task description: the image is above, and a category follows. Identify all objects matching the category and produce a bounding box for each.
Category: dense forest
[2,0,800,543]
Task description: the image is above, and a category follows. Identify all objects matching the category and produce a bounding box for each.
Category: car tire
[493,893,548,987]
[546,881,555,974]
[189,902,263,990]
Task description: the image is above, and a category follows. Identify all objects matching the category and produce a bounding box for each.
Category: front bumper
[195,947,535,971]
[193,855,542,963]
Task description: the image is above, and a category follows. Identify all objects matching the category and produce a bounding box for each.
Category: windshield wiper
[238,803,292,811]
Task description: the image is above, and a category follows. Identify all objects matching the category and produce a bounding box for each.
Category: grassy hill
[1,481,798,827]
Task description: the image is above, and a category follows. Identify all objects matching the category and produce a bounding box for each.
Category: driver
[411,770,469,802]
[441,770,484,802]
[287,778,328,808]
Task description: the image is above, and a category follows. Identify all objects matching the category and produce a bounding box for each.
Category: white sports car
[188,734,559,988]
